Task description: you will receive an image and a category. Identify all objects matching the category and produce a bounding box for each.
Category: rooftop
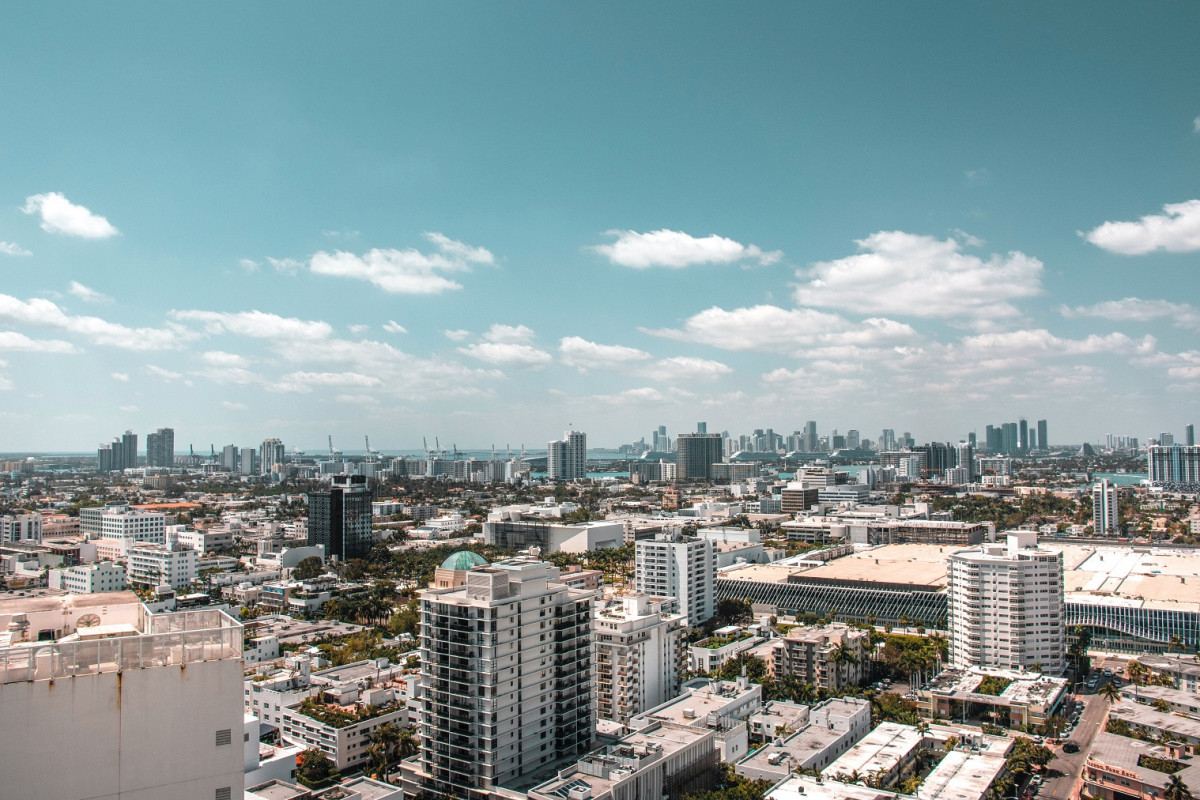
[925,667,1068,708]
[1086,731,1200,789]
[822,721,923,779]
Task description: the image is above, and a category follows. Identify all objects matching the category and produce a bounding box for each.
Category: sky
[1,3,1199,453]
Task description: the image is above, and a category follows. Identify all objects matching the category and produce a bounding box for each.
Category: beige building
[594,594,687,725]
[774,623,870,690]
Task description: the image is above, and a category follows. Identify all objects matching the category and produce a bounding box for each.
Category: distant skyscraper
[954,442,975,483]
[307,474,372,560]
[1037,419,1048,451]
[98,429,138,472]
[1147,445,1200,487]
[1160,433,1175,446]
[239,447,256,475]
[547,430,586,481]
[696,421,707,434]
[1001,423,1018,455]
[260,437,286,475]
[220,444,238,472]
[676,433,723,481]
[1092,479,1118,536]
[145,427,174,468]
[881,428,896,452]
[1018,418,1029,454]
[803,420,818,452]
[846,430,860,449]
[1187,424,1195,447]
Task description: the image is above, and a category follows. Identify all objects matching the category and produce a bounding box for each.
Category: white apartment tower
[635,532,717,627]
[403,556,594,800]
[547,429,586,481]
[1092,478,1119,535]
[593,594,687,725]
[0,512,42,544]
[948,532,1066,675]
[0,592,245,799]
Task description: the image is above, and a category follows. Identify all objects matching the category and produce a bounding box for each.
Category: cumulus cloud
[310,232,493,294]
[643,356,732,382]
[0,331,78,353]
[794,231,1043,320]
[110,372,129,382]
[458,342,552,368]
[482,324,535,344]
[347,324,368,335]
[1083,200,1200,254]
[644,304,916,354]
[22,192,119,238]
[960,328,1156,358]
[68,281,110,303]
[444,329,470,341]
[382,320,407,334]
[146,365,182,380]
[592,229,782,269]
[220,401,248,411]
[559,336,651,371]
[274,371,384,393]
[201,350,248,367]
[0,293,188,350]
[239,258,259,271]
[171,309,333,340]
[1060,297,1200,330]
[0,241,31,256]
[267,257,303,273]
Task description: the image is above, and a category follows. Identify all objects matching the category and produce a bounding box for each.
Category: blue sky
[2,3,1199,452]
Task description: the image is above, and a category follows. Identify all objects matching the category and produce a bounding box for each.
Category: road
[1039,671,1120,800]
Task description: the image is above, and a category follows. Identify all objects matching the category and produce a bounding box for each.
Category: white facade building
[948,532,1066,675]
[87,504,167,561]
[1092,478,1118,535]
[0,593,245,800]
[48,560,127,593]
[593,594,687,725]
[127,539,199,589]
[635,532,717,626]
[0,513,42,544]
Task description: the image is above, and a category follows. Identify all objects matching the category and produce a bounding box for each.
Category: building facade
[1147,444,1200,489]
[547,430,587,481]
[145,427,175,468]
[636,532,717,627]
[676,433,724,482]
[948,532,1066,674]
[1093,479,1119,535]
[0,513,42,544]
[307,474,372,561]
[48,561,127,593]
[404,558,594,800]
[593,594,687,725]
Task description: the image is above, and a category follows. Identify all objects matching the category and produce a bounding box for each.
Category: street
[1038,669,1120,800]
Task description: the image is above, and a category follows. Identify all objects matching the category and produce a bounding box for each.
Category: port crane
[328,435,342,456]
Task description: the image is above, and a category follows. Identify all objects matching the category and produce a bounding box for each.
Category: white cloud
[146,365,182,380]
[0,331,78,353]
[0,241,31,256]
[1083,200,1200,254]
[1060,297,1200,330]
[959,328,1155,358]
[347,324,368,335]
[0,293,188,350]
[68,281,110,303]
[22,192,119,238]
[200,350,247,367]
[382,320,407,334]
[309,232,493,294]
[950,228,984,247]
[1194,115,1200,133]
[220,401,248,411]
[643,356,732,382]
[110,372,129,382]
[274,371,383,393]
[458,342,552,368]
[593,228,782,269]
[0,374,12,391]
[322,229,360,239]
[644,304,917,354]
[333,393,379,406]
[171,309,333,340]
[443,329,471,341]
[794,231,1043,320]
[559,336,651,371]
[595,386,672,404]
[482,323,535,344]
[119,404,138,412]
[267,257,303,273]
[239,258,259,271]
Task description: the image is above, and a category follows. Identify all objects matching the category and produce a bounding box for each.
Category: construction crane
[328,435,342,456]
[365,436,379,456]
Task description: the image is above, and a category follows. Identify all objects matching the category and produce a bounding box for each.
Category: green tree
[293,556,324,580]
[296,748,340,788]
[1099,681,1122,705]
[1165,773,1195,800]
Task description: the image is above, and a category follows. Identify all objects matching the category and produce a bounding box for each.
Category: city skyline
[3,4,1200,451]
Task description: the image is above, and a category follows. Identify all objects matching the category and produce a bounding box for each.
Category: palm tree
[1127,659,1146,685]
[1168,635,1184,653]
[916,720,931,738]
[828,642,859,688]
[1099,681,1122,705]
[1164,773,1194,800]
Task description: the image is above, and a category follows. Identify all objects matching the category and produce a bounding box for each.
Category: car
[1103,669,1113,677]
[1062,741,1080,754]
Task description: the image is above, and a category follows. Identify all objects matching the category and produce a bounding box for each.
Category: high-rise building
[238,447,256,475]
[0,592,245,798]
[1018,418,1029,454]
[948,532,1065,674]
[1001,422,1018,455]
[592,594,686,725]
[97,429,138,472]
[635,532,716,626]
[402,556,593,800]
[0,513,42,544]
[547,430,586,481]
[1147,445,1200,488]
[1037,419,1048,451]
[260,437,286,475]
[1160,433,1175,446]
[307,474,372,561]
[1092,479,1119,536]
[954,442,975,483]
[846,430,860,449]
[803,421,819,453]
[676,433,724,481]
[697,421,707,434]
[1187,424,1196,447]
[145,427,174,468]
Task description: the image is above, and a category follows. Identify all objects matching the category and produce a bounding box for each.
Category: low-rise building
[629,676,762,763]
[1083,732,1200,800]
[281,684,405,772]
[774,623,870,690]
[688,626,764,674]
[1120,683,1200,718]
[1107,700,1200,747]
[735,697,871,783]
[919,667,1069,731]
[47,560,127,593]
[127,540,199,589]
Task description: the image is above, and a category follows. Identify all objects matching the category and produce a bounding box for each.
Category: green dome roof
[440,551,489,571]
